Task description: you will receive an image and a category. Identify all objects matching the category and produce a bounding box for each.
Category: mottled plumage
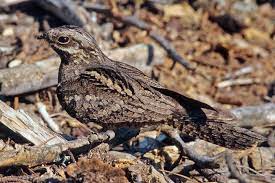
[38,25,265,149]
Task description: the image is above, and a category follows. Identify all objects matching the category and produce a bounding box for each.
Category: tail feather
[155,86,266,149]
[174,118,266,150]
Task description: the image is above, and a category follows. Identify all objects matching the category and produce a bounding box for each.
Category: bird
[37,25,265,150]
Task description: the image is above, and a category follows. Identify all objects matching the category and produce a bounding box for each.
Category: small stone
[8,59,22,68]
[2,27,14,36]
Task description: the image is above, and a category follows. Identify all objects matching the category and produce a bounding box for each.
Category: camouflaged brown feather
[38,25,266,149]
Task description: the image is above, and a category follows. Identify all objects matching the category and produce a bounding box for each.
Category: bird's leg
[107,127,140,148]
[160,125,225,169]
[107,125,161,150]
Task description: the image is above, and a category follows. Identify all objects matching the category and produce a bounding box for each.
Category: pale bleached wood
[0,57,59,96]
[0,100,66,145]
[36,102,62,133]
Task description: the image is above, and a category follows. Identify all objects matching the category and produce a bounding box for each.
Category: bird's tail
[154,87,266,149]
[173,113,266,150]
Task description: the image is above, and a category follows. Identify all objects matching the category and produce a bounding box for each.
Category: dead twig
[167,129,224,168]
[217,78,260,88]
[0,130,114,168]
[224,66,254,80]
[83,2,194,70]
[225,152,248,183]
[34,0,85,26]
[159,127,231,182]
[0,99,115,169]
[36,102,62,133]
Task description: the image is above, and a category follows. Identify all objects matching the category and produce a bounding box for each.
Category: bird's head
[37,25,101,62]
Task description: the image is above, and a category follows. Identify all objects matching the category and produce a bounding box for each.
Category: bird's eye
[57,36,70,44]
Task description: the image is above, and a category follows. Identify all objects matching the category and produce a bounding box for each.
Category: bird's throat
[58,59,86,83]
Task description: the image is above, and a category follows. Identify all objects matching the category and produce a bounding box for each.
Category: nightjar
[38,25,265,149]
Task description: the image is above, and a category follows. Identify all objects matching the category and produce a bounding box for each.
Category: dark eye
[57,36,70,44]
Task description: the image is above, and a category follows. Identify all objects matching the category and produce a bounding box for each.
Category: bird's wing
[115,61,236,121]
[81,61,235,121]
[83,61,214,111]
[115,62,217,110]
[79,62,179,124]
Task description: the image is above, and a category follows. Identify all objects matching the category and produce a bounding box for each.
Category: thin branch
[217,78,259,88]
[160,127,223,168]
[83,3,194,70]
[225,152,248,183]
[36,102,62,133]
[0,130,114,168]
[34,0,85,26]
